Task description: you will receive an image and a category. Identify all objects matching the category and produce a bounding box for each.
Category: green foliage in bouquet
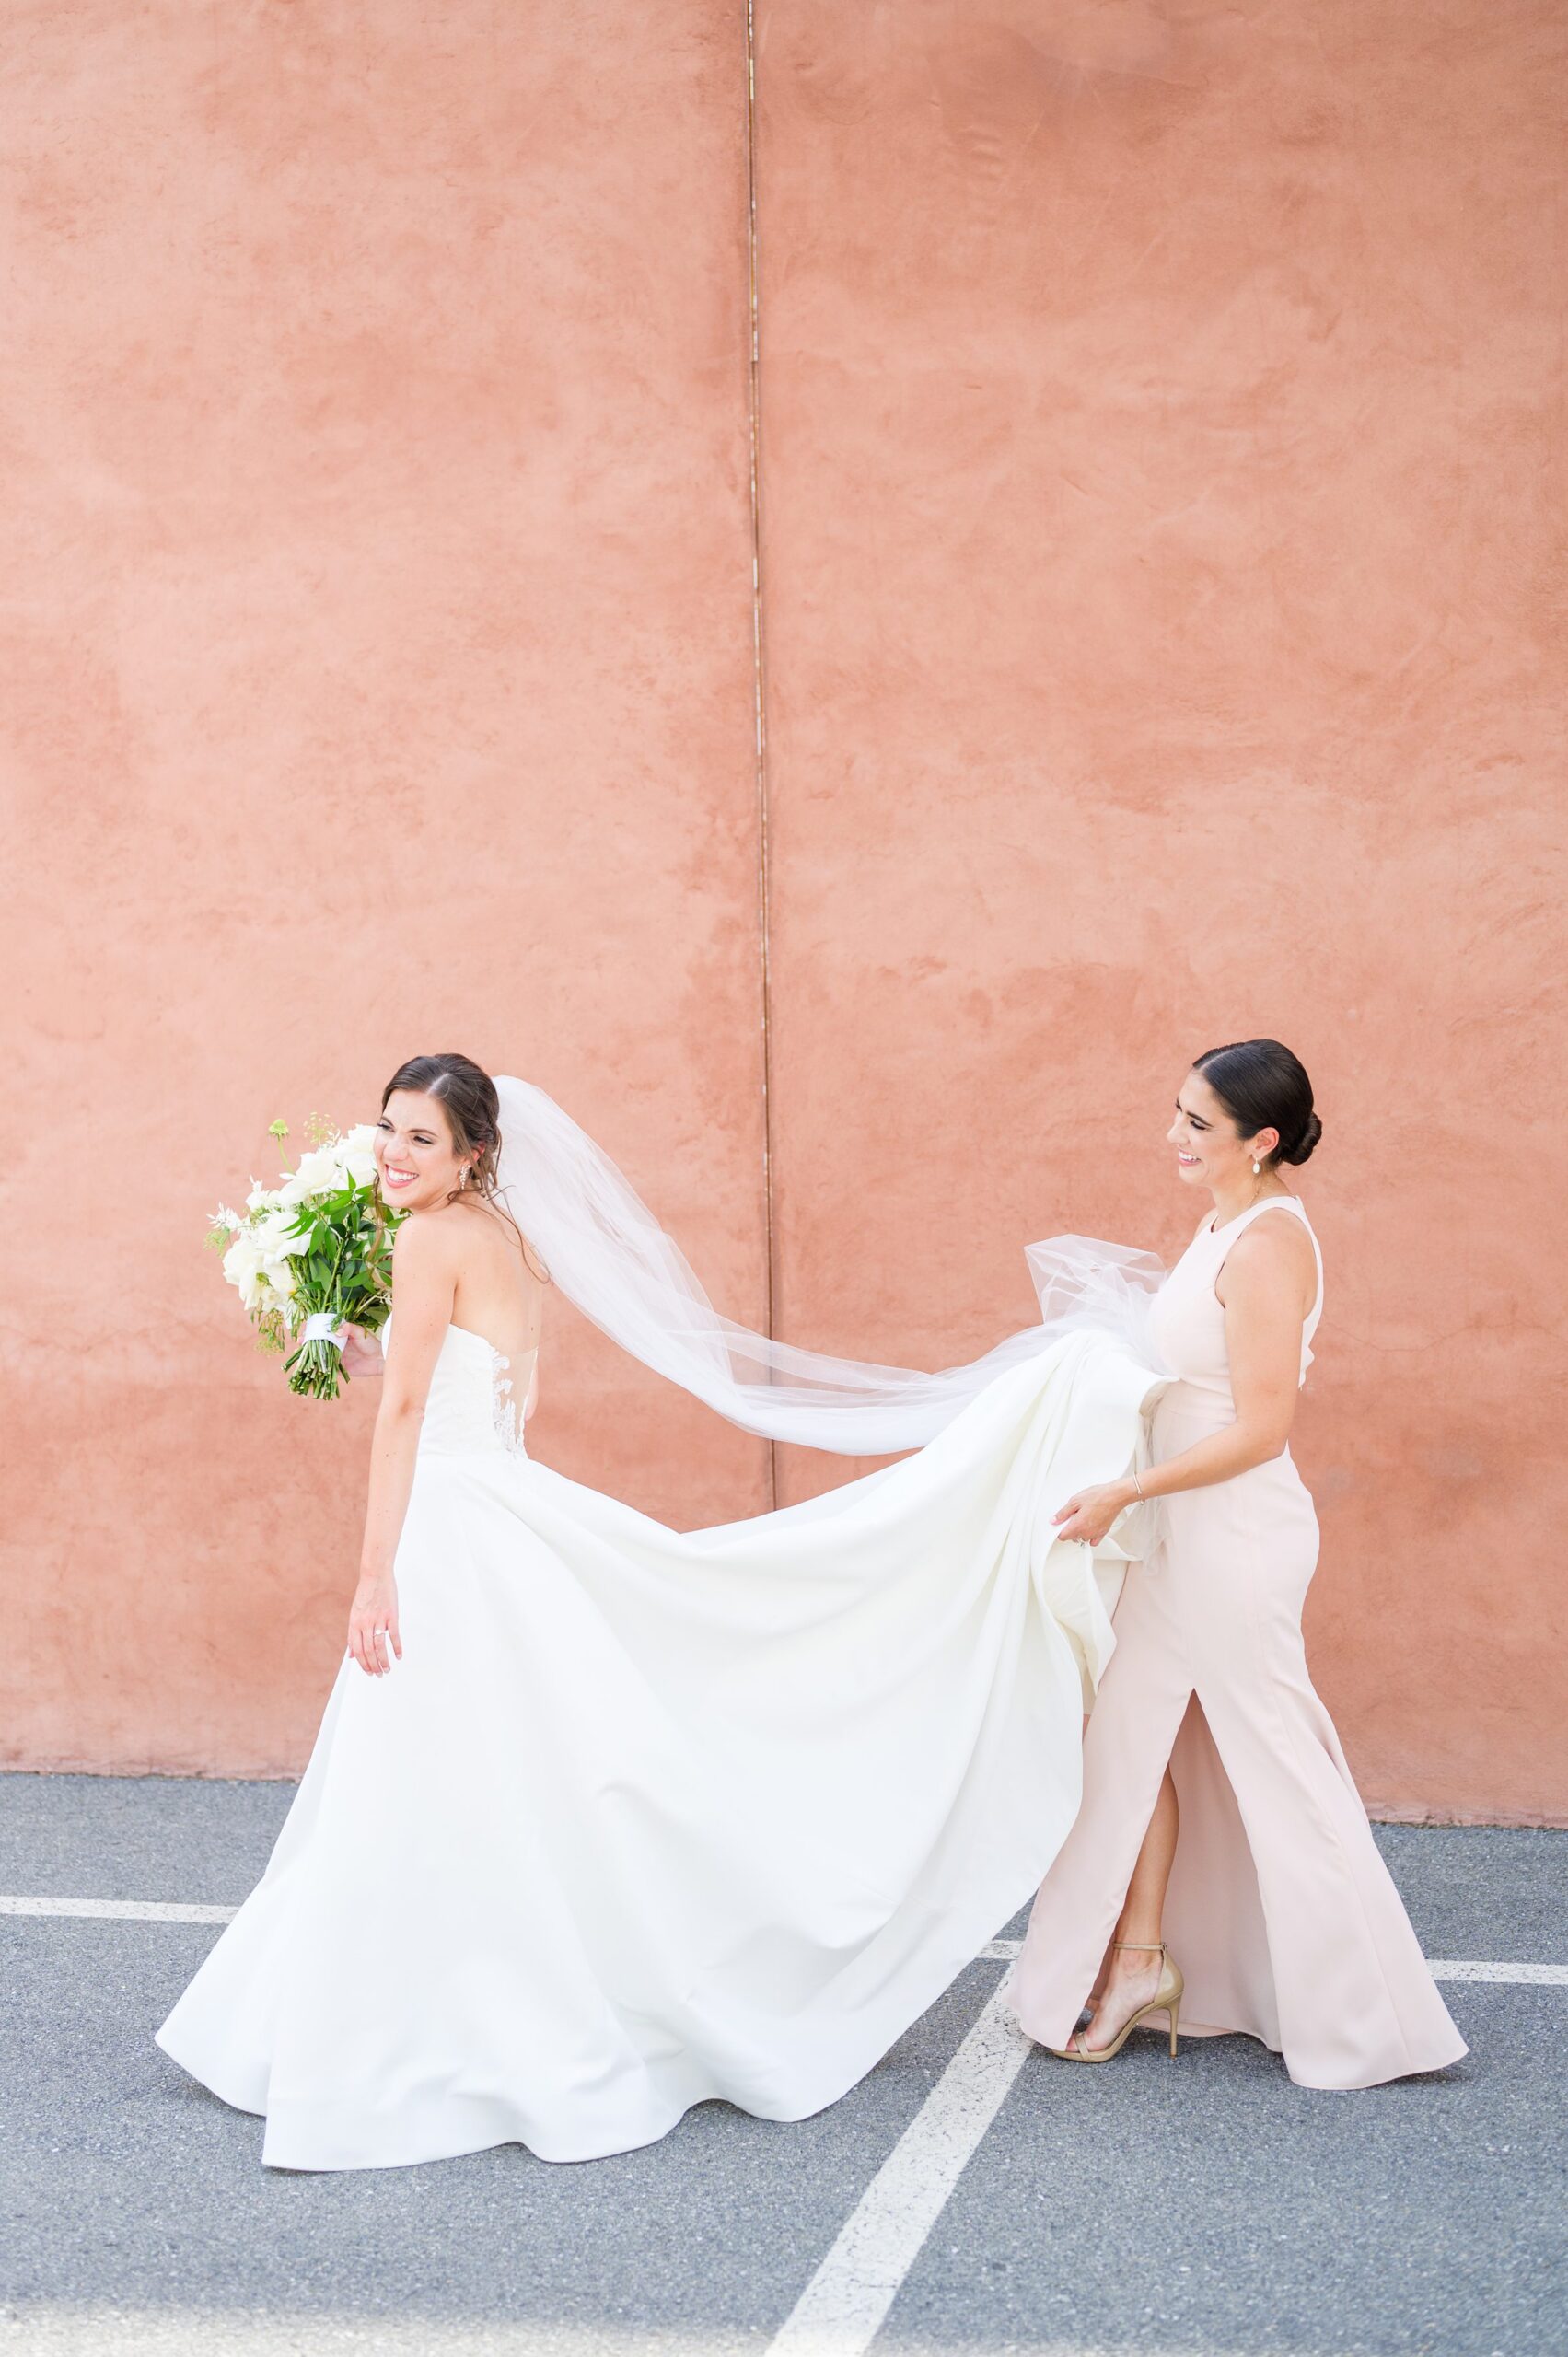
[207,1115,405,1401]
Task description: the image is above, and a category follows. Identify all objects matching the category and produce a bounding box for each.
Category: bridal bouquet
[206,1117,401,1400]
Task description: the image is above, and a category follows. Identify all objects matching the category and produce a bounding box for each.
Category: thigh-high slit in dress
[1004,1196,1467,2090]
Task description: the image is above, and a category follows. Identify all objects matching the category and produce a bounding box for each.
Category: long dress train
[1004,1198,1466,2089]
[157,1320,1157,2168]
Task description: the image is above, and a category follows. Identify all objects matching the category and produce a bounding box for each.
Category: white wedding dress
[157,1315,1158,2170]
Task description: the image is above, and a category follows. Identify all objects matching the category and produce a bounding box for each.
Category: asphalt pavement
[1,1774,1562,2357]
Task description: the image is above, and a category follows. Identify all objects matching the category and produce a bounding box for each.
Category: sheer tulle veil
[494,1075,1166,1457]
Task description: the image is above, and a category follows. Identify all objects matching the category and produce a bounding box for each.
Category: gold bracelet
[1132,1469,1146,1503]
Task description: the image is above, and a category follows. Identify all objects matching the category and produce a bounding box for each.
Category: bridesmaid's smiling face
[1168,1071,1279,1194]
[375,1089,472,1212]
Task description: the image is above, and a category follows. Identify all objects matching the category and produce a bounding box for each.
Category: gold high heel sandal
[1049,1941,1183,2062]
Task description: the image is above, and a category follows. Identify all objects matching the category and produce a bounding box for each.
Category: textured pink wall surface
[3,4,1563,1813]
[0,1,769,1774]
[751,0,1567,1822]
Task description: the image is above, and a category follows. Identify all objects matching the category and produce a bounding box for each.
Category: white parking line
[7,1897,1562,1988]
[0,1895,238,1923]
[6,1897,1563,1991]
[1423,1957,1568,1984]
[6,1891,1563,2357]
[0,2315,749,2356]
[980,1935,1568,1984]
[767,1990,1030,2357]
[765,1941,1568,2357]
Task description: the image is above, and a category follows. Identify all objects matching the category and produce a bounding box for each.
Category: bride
[157,1052,1163,2171]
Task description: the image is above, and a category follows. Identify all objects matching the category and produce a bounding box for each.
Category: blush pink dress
[1005,1195,1467,2089]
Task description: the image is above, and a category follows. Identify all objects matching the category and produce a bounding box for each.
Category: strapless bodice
[386,1318,534,1460]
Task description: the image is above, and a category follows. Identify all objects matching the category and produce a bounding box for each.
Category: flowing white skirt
[157,1333,1155,2169]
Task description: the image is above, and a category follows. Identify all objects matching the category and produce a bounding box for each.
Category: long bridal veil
[155,1074,1175,2173]
[494,1074,1167,1454]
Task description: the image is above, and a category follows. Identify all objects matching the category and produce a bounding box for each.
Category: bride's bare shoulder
[451,1194,549,1290]
[387,1208,467,1310]
[391,1206,463,1262]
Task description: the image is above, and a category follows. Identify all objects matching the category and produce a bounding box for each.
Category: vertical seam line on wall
[745,0,778,1511]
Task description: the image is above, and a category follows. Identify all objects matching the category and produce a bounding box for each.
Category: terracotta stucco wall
[752,0,1567,1822]
[3,4,1562,1815]
[0,1,770,1775]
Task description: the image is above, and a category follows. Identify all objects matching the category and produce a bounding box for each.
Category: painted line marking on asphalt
[0,1895,238,1923]
[762,1941,1568,2356]
[6,1893,1563,2357]
[766,1989,1031,2357]
[979,1936,1568,1984]
[4,1899,1563,1987]
[1423,1957,1568,1984]
[0,2315,753,2355]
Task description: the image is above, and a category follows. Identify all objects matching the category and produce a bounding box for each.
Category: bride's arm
[346,1216,457,1677]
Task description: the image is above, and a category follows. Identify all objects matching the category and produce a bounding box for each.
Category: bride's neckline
[447,1320,537,1359]
[385,1314,536,1361]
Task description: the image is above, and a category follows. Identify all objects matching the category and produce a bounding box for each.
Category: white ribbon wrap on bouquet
[300,1314,344,1347]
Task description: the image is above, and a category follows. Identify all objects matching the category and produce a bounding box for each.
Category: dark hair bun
[1192,1039,1319,1172]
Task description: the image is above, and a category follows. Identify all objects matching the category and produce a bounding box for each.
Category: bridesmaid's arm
[345,1216,457,1677]
[1144,1222,1315,1492]
[1053,1218,1317,1543]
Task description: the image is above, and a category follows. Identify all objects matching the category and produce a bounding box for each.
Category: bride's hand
[348,1579,401,1677]
[1052,1479,1136,1547]
[338,1323,385,1381]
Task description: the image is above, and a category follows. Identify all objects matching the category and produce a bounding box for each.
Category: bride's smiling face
[1167,1070,1277,1193]
[375,1089,471,1211]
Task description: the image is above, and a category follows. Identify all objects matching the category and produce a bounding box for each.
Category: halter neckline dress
[1005,1194,1467,2089]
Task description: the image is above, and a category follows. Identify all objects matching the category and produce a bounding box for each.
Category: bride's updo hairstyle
[1192,1039,1322,1168]
[381,1052,504,1202]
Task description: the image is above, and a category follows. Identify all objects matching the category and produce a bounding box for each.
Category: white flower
[208,1205,243,1235]
[278,1145,348,1206]
[336,1124,380,1189]
[263,1254,298,1304]
[222,1230,272,1314]
[253,1207,310,1263]
[245,1178,284,1214]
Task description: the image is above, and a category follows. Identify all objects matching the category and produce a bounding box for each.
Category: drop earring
[1252,1159,1261,1176]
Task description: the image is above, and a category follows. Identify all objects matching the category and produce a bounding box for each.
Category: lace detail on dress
[488,1350,525,1457]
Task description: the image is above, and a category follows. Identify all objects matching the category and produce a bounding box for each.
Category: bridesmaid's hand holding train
[1053,1479,1139,1546]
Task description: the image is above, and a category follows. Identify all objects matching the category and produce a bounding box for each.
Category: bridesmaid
[1005,1040,1466,2089]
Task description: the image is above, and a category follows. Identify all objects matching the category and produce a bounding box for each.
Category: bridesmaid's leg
[1007,1565,1194,2052]
[1083,1767,1179,2052]
[1117,1766,1179,1943]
